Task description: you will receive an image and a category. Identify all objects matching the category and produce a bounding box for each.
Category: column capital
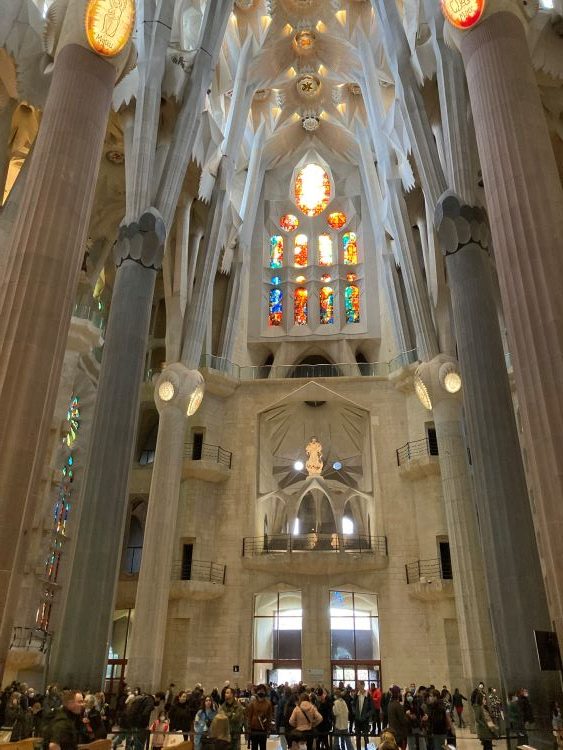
[435,191,491,257]
[414,354,463,411]
[113,208,166,270]
[443,1,529,51]
[154,363,205,416]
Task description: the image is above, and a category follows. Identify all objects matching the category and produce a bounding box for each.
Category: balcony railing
[184,442,232,469]
[243,534,388,557]
[123,545,142,575]
[171,559,226,584]
[396,436,439,466]
[405,557,453,584]
[10,626,52,653]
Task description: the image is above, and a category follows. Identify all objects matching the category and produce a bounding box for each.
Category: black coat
[169,701,192,732]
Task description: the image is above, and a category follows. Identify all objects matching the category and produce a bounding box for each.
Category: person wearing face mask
[246,685,273,750]
[405,691,427,750]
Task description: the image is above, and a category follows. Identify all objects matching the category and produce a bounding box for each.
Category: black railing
[243,534,388,557]
[396,436,439,465]
[123,545,142,574]
[405,557,453,584]
[172,559,226,584]
[184,442,232,469]
[10,626,52,653]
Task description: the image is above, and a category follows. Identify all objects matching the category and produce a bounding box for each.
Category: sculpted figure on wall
[306,436,323,475]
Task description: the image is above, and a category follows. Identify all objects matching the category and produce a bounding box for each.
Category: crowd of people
[0,679,560,750]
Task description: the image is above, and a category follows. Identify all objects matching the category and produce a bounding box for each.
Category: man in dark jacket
[353,682,373,750]
[46,691,85,750]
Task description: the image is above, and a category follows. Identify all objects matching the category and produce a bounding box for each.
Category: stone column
[50,211,165,689]
[126,364,203,690]
[0,94,16,202]
[437,195,558,704]
[458,9,563,647]
[301,583,331,687]
[415,357,500,692]
[0,44,114,677]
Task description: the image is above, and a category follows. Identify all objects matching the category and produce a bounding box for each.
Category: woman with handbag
[475,694,498,750]
[288,693,322,750]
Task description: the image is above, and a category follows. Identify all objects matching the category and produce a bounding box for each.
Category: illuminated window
[269,288,283,327]
[327,211,347,230]
[270,235,284,268]
[318,234,333,266]
[321,274,332,283]
[296,275,306,283]
[271,276,282,285]
[294,288,308,325]
[280,214,299,232]
[345,284,360,323]
[346,272,357,282]
[320,286,334,325]
[294,234,308,267]
[295,164,331,217]
[65,396,80,447]
[343,232,358,265]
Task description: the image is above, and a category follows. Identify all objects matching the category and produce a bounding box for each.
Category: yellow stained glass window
[280,214,299,232]
[295,163,331,217]
[294,288,308,325]
[327,211,347,230]
[294,234,308,267]
[318,234,333,266]
[320,286,334,325]
[343,232,358,265]
[270,235,283,268]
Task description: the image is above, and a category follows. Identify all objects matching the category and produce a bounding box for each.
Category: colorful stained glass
[65,395,80,447]
[296,275,306,283]
[320,286,334,325]
[294,288,308,325]
[279,214,299,232]
[270,235,283,268]
[269,288,283,327]
[321,274,332,283]
[345,284,360,323]
[318,234,333,266]
[343,232,358,264]
[294,163,332,217]
[294,234,308,267]
[346,272,357,282]
[271,276,282,285]
[327,211,347,230]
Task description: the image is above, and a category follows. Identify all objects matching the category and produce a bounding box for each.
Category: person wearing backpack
[126,692,155,750]
[246,685,273,750]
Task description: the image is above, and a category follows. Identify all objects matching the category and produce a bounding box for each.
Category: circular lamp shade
[439,362,462,394]
[441,0,485,29]
[85,0,135,57]
[158,380,175,402]
[414,372,433,411]
[187,384,205,416]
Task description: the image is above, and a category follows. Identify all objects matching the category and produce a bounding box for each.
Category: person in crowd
[246,684,273,750]
[353,681,373,750]
[221,683,231,705]
[288,692,321,750]
[83,693,107,740]
[150,711,170,750]
[405,689,427,750]
[164,685,176,713]
[220,686,246,750]
[487,688,502,730]
[333,690,354,750]
[474,693,497,750]
[517,688,534,729]
[508,694,522,732]
[30,699,44,737]
[382,688,392,732]
[470,684,485,713]
[387,686,407,750]
[209,712,232,750]
[211,689,222,708]
[6,691,32,742]
[46,690,86,750]
[169,691,192,740]
[315,688,332,750]
[551,701,563,750]
[452,689,466,729]
[370,683,382,737]
[426,690,451,750]
[195,696,218,750]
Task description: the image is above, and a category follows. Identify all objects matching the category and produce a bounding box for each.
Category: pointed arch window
[269,288,283,327]
[345,284,360,323]
[320,286,334,325]
[270,235,283,268]
[318,234,333,266]
[343,232,358,265]
[294,288,308,325]
[294,163,332,217]
[294,234,308,267]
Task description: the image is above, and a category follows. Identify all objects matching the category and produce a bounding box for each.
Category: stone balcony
[405,558,454,601]
[182,442,232,482]
[6,626,51,672]
[396,437,440,479]
[242,533,389,575]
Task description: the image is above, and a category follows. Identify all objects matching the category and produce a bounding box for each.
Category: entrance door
[105,658,127,707]
[331,662,381,690]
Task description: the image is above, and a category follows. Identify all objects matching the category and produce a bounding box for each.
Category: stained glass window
[280,214,299,232]
[318,234,333,266]
[270,235,284,268]
[271,276,282,285]
[294,288,308,325]
[321,274,332,283]
[296,275,306,283]
[295,164,331,217]
[343,232,358,265]
[345,284,360,323]
[269,288,283,327]
[327,211,347,230]
[294,234,308,267]
[65,396,80,447]
[346,272,357,282]
[320,286,334,325]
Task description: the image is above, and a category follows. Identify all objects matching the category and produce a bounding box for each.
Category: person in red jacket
[370,684,382,736]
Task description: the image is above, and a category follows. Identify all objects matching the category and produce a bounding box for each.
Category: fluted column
[459,9,563,649]
[0,45,114,678]
[437,195,558,704]
[50,211,165,689]
[0,95,16,202]
[126,364,204,689]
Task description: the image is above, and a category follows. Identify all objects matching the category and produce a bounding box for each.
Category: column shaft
[0,45,114,674]
[50,259,157,689]
[446,244,556,702]
[460,12,563,645]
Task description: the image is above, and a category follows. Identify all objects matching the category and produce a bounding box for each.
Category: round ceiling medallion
[441,0,485,29]
[296,74,321,99]
[294,30,316,52]
[85,0,135,57]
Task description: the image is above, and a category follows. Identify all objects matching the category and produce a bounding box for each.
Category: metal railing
[171,559,226,584]
[396,436,439,465]
[184,442,232,469]
[243,534,388,556]
[405,557,453,584]
[72,303,106,332]
[10,626,52,653]
[199,349,418,381]
[122,545,142,575]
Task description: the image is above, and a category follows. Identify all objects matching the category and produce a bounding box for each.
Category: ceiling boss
[441,0,485,29]
[85,0,135,57]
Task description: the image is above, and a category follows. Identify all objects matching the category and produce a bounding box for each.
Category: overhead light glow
[332,461,342,471]
[158,381,175,402]
[414,373,432,411]
[294,460,304,471]
[187,384,205,416]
